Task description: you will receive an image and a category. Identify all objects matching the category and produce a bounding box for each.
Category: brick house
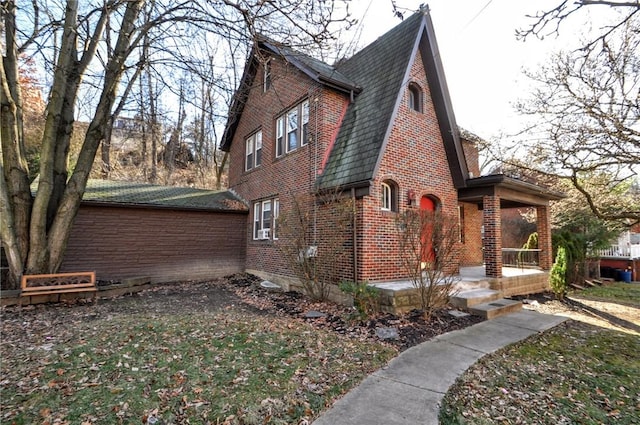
[221,8,562,297]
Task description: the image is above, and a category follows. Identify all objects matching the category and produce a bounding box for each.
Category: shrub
[339,281,381,319]
[550,246,568,299]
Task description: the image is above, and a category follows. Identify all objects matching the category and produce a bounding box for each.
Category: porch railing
[502,248,541,268]
[598,244,640,259]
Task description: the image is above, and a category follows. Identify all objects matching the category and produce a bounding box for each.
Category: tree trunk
[101,126,112,178]
[46,0,144,272]
[1,2,33,287]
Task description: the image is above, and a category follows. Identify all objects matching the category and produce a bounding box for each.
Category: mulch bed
[3,273,484,352]
[224,273,484,351]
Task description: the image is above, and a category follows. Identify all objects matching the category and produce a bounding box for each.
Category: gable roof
[220,8,470,190]
[317,8,469,190]
[220,37,359,152]
[78,180,248,212]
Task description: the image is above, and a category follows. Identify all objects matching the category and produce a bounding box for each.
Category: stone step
[469,298,523,320]
[453,279,490,293]
[449,288,501,309]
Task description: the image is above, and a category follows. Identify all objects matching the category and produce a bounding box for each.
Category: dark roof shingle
[79,180,248,212]
[317,12,425,189]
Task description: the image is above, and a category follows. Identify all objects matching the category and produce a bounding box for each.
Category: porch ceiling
[458,174,565,209]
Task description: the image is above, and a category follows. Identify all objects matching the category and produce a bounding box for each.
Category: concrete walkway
[312,310,567,425]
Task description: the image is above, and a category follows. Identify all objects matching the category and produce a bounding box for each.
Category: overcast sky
[345,0,608,140]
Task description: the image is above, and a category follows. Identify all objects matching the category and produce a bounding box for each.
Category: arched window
[408,83,422,112]
[381,180,398,212]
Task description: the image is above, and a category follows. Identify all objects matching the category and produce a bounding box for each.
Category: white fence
[598,244,640,259]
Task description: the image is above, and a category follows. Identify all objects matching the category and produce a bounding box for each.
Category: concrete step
[450,288,501,309]
[469,299,523,320]
[453,279,490,293]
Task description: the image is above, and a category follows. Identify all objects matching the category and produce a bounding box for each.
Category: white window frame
[276,100,310,158]
[381,180,398,212]
[253,199,276,240]
[276,116,285,157]
[381,182,392,211]
[273,198,280,240]
[245,130,262,171]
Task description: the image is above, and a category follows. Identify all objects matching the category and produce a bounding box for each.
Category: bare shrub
[276,191,354,301]
[396,208,460,318]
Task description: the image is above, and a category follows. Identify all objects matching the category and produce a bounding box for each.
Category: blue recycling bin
[619,270,632,283]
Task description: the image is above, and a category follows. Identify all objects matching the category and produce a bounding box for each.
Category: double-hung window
[276,100,309,157]
[245,130,262,171]
[253,198,279,240]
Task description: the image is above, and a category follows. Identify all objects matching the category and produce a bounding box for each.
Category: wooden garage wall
[60,205,247,283]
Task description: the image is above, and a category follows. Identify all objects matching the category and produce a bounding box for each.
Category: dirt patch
[514,292,640,335]
[2,273,483,352]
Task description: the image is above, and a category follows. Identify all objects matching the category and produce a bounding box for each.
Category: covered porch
[459,265,549,297]
[371,266,549,314]
[458,174,565,280]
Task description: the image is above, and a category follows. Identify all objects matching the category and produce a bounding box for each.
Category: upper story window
[381,180,398,212]
[263,59,272,92]
[276,100,310,157]
[245,130,262,171]
[408,82,423,113]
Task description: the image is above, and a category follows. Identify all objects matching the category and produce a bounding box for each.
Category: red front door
[420,196,436,266]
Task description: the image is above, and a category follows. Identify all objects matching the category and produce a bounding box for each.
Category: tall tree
[519,1,640,47]
[513,13,639,223]
[1,0,353,288]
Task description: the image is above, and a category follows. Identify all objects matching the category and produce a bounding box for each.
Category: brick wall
[460,201,483,266]
[461,139,480,178]
[536,205,552,270]
[60,205,247,282]
[361,48,462,282]
[227,50,353,282]
[483,195,502,277]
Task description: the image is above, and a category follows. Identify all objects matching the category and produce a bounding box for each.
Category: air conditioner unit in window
[258,229,270,240]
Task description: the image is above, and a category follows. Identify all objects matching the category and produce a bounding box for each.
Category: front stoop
[450,288,522,319]
[449,289,501,309]
[469,299,522,319]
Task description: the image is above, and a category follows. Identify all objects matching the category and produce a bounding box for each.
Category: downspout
[313,93,319,244]
[352,187,358,283]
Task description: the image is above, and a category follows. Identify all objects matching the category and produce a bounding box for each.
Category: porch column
[537,205,553,270]
[483,195,502,278]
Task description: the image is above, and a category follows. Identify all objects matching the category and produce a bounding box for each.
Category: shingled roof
[221,8,469,190]
[317,9,469,190]
[220,37,359,151]
[78,180,248,212]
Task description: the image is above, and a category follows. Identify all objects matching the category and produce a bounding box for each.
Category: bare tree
[276,191,354,301]
[518,1,640,47]
[0,0,353,288]
[396,208,460,318]
[514,15,640,224]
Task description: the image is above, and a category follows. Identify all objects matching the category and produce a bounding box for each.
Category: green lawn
[440,321,639,424]
[1,310,395,424]
[440,284,640,425]
[579,282,640,306]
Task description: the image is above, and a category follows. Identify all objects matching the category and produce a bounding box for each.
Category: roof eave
[80,200,249,213]
[420,11,469,189]
[465,174,566,200]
